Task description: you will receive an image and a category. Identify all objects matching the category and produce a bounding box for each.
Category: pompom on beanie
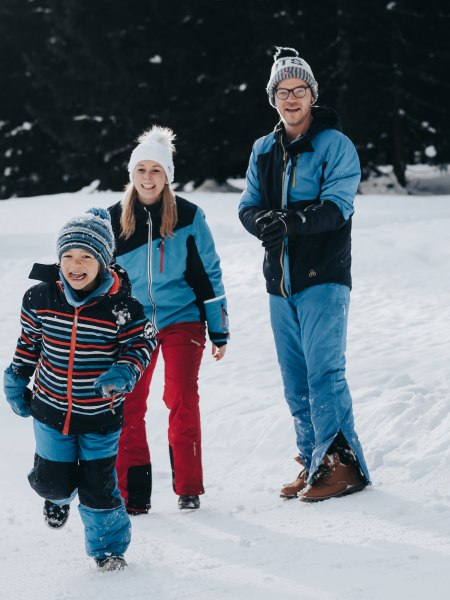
[56,207,115,269]
[266,47,319,107]
[128,126,176,183]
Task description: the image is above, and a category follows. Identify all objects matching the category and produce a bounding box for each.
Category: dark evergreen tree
[0,0,449,198]
[22,0,174,192]
[170,0,314,187]
[0,0,61,198]
[387,0,450,171]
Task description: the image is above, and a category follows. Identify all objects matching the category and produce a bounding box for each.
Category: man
[239,47,370,502]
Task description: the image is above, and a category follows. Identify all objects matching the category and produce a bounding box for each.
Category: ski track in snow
[1,191,450,599]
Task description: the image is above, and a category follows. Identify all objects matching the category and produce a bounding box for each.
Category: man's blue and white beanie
[56,207,115,269]
[266,47,319,108]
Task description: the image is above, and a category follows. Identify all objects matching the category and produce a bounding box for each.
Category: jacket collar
[274,105,342,155]
[28,262,130,306]
[28,262,59,284]
[58,269,115,308]
[134,198,162,220]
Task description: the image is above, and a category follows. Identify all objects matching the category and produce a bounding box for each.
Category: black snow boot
[43,500,70,529]
[95,556,127,572]
[178,495,200,510]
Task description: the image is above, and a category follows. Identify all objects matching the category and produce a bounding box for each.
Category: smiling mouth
[69,272,87,281]
[142,184,156,189]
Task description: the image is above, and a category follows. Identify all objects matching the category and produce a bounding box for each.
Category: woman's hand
[212,344,226,361]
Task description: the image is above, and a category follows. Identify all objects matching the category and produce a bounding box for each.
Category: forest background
[0,0,448,199]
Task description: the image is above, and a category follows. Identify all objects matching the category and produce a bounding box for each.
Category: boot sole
[45,521,69,529]
[127,508,150,516]
[300,482,366,503]
[280,489,309,499]
[95,557,127,571]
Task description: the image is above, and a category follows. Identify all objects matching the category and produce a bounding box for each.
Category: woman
[109,126,229,512]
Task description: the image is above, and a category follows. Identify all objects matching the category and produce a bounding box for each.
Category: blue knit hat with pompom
[56,207,115,269]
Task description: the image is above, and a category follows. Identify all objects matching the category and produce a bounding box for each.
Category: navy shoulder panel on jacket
[109,195,199,257]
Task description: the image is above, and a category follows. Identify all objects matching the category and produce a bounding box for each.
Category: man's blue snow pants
[29,420,131,559]
[269,283,370,483]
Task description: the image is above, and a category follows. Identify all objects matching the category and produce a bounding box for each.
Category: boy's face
[60,248,100,292]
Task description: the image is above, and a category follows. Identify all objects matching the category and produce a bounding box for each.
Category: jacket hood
[28,262,133,298]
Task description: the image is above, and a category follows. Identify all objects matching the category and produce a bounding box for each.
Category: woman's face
[133,160,168,205]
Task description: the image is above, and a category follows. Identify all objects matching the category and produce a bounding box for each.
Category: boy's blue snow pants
[29,420,131,559]
[269,283,370,483]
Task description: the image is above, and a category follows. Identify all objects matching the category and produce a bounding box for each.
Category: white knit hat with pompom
[128,126,176,183]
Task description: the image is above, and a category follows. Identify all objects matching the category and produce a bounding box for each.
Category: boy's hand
[94,364,137,397]
[3,365,32,417]
[8,388,32,417]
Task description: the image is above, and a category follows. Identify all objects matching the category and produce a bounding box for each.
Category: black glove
[257,210,306,251]
[254,210,274,236]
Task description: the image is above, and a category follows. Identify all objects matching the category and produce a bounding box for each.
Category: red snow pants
[116,322,206,512]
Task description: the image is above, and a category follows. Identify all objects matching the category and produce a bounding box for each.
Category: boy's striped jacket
[10,263,156,435]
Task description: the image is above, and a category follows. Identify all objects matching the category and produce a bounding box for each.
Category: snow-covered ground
[1,190,450,599]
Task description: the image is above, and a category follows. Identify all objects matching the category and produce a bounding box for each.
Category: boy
[3,207,156,571]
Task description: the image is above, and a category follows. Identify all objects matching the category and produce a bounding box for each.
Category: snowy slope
[1,191,450,600]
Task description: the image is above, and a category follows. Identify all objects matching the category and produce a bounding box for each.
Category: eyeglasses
[275,85,310,100]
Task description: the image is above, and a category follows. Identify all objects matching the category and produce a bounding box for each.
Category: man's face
[274,77,313,133]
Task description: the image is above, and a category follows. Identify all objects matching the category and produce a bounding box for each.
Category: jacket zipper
[145,209,159,336]
[62,307,80,435]
[279,144,289,298]
[291,156,298,188]
[221,305,228,330]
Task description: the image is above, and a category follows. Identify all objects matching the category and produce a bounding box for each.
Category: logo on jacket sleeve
[144,321,158,339]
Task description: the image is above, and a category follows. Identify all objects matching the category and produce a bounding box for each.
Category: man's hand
[258,209,306,250]
[254,210,275,236]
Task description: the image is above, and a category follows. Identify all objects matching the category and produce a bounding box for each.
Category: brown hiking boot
[300,452,366,503]
[280,456,308,499]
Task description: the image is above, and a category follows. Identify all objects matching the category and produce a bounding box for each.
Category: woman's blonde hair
[120,125,178,239]
[119,182,177,239]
